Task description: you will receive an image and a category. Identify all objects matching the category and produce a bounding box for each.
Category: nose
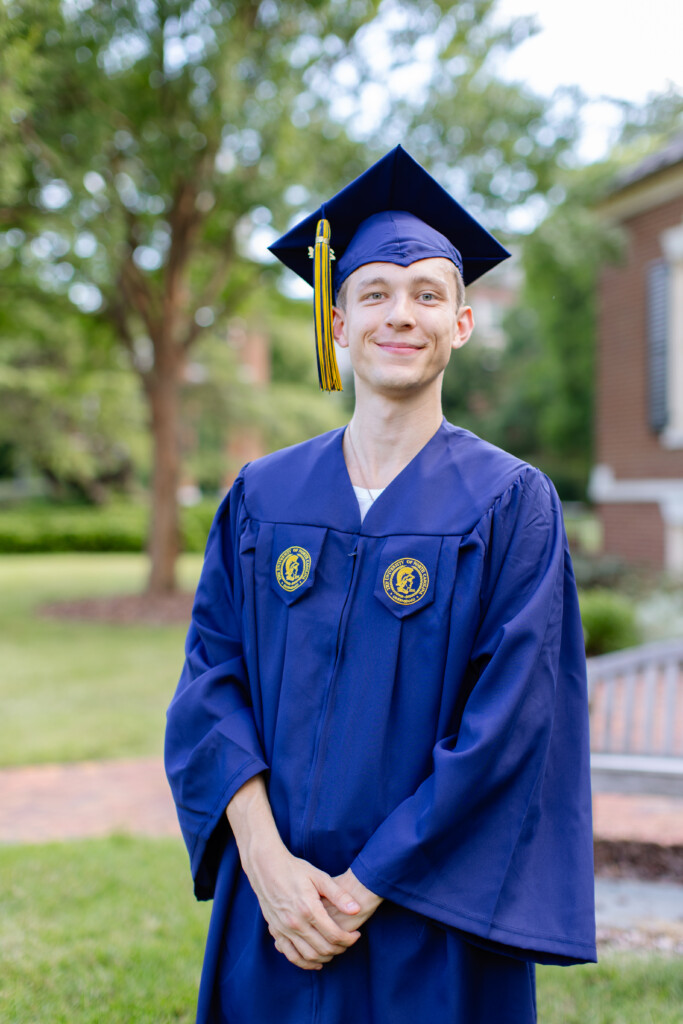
[385,292,416,330]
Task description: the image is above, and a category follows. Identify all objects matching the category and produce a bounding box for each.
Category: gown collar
[338,419,448,536]
[244,418,526,538]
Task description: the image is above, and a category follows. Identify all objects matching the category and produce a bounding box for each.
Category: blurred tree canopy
[442,161,624,500]
[443,90,683,499]
[0,261,145,501]
[0,0,582,590]
[0,0,607,589]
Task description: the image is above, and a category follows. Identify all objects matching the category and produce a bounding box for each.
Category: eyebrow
[355,276,390,290]
[355,273,448,291]
[410,275,448,289]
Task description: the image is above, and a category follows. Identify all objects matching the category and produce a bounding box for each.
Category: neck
[344,387,444,490]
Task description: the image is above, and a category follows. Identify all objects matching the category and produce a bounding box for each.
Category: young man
[165,146,596,1024]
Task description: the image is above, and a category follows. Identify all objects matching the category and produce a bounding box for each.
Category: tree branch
[181,239,236,351]
[118,256,159,343]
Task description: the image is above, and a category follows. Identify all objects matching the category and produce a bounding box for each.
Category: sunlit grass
[0,836,209,1023]
[0,554,202,766]
[537,951,683,1023]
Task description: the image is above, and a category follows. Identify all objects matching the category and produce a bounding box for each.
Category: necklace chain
[346,426,377,506]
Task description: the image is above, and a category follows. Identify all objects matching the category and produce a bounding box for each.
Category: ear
[452,305,474,351]
[333,306,348,348]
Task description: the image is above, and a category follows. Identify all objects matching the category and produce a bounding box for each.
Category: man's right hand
[226,775,362,970]
[249,841,363,970]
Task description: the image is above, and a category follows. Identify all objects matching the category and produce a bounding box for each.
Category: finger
[317,875,361,916]
[307,903,361,950]
[289,929,337,964]
[274,915,338,962]
[323,903,360,932]
[274,935,324,971]
[282,899,358,955]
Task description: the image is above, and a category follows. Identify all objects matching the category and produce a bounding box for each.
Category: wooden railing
[587,639,683,796]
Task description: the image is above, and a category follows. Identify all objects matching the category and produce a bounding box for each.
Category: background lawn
[539,952,683,1024]
[0,836,681,1024]
[0,836,209,1024]
[0,554,202,766]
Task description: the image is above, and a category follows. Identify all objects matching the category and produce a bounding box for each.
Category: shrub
[572,553,629,590]
[0,500,219,554]
[578,588,640,656]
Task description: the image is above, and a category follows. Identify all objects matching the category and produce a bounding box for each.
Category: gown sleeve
[164,475,268,900]
[350,468,596,965]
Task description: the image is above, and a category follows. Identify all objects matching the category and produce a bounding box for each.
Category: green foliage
[4,0,680,575]
[0,553,201,765]
[180,500,220,554]
[517,174,623,470]
[0,500,216,553]
[443,158,626,500]
[614,86,683,150]
[578,588,640,656]
[443,105,683,501]
[0,0,592,469]
[0,276,146,498]
[571,555,630,592]
[180,291,350,488]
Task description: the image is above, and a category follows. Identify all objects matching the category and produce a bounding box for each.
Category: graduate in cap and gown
[165,145,596,1024]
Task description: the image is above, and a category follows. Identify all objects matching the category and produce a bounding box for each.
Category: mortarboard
[269,145,510,391]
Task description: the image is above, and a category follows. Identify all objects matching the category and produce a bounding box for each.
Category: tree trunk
[146,349,183,595]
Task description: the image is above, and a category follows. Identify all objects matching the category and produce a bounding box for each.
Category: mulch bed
[39,592,195,626]
[595,840,683,882]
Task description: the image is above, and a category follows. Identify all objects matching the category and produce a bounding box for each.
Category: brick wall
[596,194,683,480]
[598,502,665,568]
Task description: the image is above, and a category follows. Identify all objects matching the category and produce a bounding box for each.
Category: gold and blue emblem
[383,557,429,606]
[275,546,312,592]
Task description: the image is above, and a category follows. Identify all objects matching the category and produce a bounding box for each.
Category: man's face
[332,257,473,398]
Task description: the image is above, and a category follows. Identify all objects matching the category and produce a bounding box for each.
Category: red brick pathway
[1,756,683,847]
[0,757,179,844]
[593,792,683,845]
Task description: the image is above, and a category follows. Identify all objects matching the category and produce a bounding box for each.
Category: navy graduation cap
[269,145,511,391]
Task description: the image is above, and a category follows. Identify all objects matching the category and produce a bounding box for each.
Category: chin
[371,373,427,395]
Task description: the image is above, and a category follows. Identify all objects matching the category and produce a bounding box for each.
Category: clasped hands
[248,841,382,971]
[226,775,382,971]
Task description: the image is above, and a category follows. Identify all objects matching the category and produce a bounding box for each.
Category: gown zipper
[300,541,359,858]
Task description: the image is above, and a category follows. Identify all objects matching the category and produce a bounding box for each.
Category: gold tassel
[310,218,342,392]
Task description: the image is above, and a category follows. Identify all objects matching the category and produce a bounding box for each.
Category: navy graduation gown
[165,421,596,1024]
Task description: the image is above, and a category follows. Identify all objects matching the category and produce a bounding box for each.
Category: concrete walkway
[595,876,683,932]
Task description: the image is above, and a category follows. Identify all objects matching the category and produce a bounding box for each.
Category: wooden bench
[587,639,683,796]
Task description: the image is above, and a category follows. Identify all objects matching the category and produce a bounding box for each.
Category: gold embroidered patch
[275,546,312,592]
[383,557,429,605]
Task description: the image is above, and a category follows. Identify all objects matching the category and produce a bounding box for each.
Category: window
[647,259,669,433]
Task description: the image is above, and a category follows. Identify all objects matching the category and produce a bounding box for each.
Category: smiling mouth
[376,341,424,351]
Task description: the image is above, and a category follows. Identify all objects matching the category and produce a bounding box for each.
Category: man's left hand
[323,869,383,932]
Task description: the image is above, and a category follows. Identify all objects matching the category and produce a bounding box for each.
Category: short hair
[335,263,465,312]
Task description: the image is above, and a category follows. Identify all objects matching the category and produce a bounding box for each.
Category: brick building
[590,135,683,573]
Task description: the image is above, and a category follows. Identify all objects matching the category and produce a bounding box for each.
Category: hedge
[578,588,640,657]
[0,500,218,554]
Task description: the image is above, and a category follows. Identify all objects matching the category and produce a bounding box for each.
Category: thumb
[317,874,360,915]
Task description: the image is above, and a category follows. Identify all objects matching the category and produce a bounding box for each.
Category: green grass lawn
[0,836,209,1023]
[539,952,683,1023]
[0,836,681,1024]
[0,554,202,766]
